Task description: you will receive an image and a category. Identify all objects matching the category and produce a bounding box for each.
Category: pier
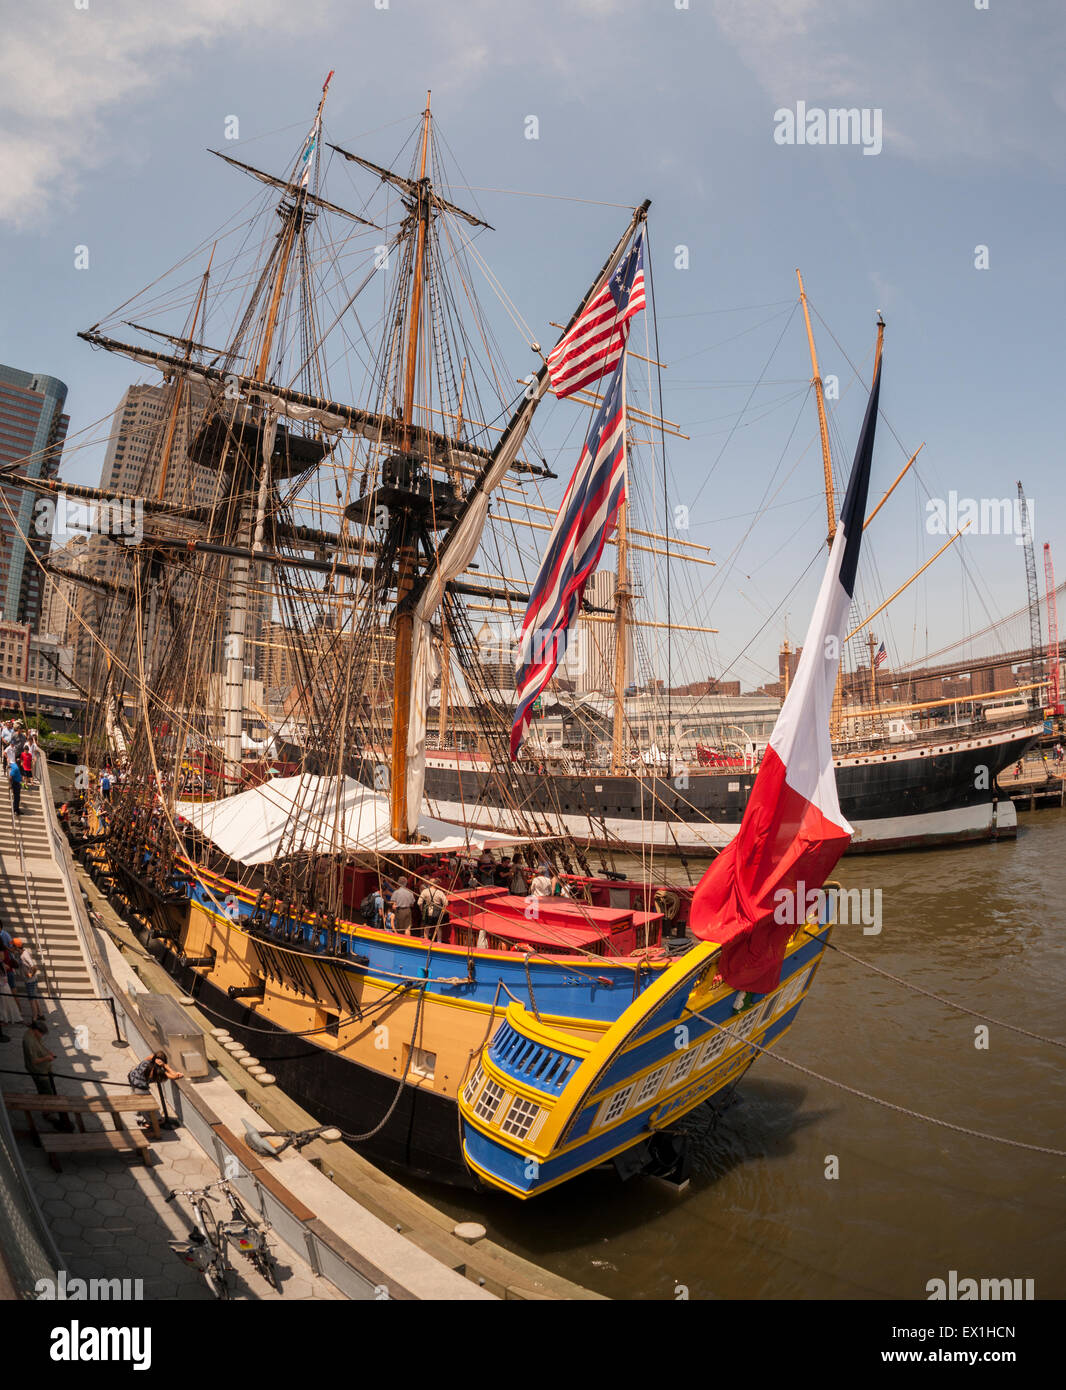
[0,754,598,1301]
[997,751,1065,810]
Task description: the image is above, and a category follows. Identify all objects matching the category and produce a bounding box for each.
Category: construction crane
[1045,542,1062,715]
[1016,481,1044,713]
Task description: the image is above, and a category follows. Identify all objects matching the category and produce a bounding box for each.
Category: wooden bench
[3,1092,162,1140]
[38,1129,153,1172]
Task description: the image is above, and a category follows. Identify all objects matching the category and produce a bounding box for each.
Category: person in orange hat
[12,939,42,1022]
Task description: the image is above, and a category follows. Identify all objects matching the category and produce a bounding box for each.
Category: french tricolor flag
[689,358,882,992]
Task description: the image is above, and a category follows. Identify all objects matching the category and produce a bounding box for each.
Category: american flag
[546,230,645,399]
[874,640,887,668]
[511,357,628,758]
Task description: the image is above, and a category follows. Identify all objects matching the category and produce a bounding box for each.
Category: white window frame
[698,1030,729,1068]
[500,1095,542,1140]
[633,1065,669,1107]
[670,1047,699,1087]
[462,1063,484,1106]
[474,1078,507,1123]
[598,1084,635,1127]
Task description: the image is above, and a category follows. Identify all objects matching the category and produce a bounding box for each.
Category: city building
[0,618,31,687]
[0,365,69,630]
[575,569,634,695]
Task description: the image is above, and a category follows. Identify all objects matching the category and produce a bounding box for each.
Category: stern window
[475,1079,507,1122]
[500,1096,542,1140]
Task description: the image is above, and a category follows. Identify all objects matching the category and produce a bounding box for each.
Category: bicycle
[166,1183,231,1299]
[215,1180,283,1292]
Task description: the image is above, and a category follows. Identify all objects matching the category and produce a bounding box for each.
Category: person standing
[477,850,496,886]
[390,877,416,935]
[530,868,552,898]
[508,859,528,896]
[13,939,42,1021]
[8,753,22,816]
[367,883,384,931]
[100,766,113,801]
[19,743,33,786]
[23,1020,73,1130]
[0,929,17,1041]
[417,878,449,940]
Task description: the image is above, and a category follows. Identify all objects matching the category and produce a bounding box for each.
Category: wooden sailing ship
[37,81,863,1194]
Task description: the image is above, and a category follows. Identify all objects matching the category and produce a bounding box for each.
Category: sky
[1,0,1063,692]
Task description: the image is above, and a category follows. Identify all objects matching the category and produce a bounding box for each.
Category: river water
[407,809,1066,1300]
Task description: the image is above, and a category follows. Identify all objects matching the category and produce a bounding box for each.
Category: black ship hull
[412,723,1042,856]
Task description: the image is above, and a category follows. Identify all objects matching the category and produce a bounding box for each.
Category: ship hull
[160,947,474,1185]
[412,723,1040,856]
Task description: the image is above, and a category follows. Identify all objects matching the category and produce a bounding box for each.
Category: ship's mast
[797,268,836,550]
[797,268,846,738]
[611,400,632,773]
[390,91,432,840]
[223,73,334,790]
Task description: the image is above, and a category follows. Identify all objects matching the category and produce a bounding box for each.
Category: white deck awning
[175,774,537,865]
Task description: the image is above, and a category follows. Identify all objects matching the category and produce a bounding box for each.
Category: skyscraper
[0,365,69,629]
[79,380,217,686]
[576,569,634,695]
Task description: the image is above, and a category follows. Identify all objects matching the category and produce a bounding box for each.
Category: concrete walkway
[1,776,341,1300]
[0,997,341,1300]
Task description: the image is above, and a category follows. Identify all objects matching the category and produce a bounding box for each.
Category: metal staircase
[0,774,94,1001]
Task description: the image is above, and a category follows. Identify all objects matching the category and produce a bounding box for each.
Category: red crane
[1045,543,1062,715]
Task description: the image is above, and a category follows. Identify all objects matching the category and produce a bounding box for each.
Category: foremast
[222,72,335,791]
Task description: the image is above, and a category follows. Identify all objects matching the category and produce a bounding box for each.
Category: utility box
[137,994,210,1079]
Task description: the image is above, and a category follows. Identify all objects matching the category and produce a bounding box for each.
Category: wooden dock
[997,757,1065,810]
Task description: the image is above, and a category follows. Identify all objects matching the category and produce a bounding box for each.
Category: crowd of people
[1,719,41,817]
[364,849,575,937]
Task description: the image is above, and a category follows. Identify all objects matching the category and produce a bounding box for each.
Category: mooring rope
[804,928,1066,1050]
[683,1003,1066,1158]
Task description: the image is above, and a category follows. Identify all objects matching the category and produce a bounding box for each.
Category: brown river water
[406,809,1066,1300]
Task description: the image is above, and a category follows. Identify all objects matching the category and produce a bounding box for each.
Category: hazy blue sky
[1,0,1063,690]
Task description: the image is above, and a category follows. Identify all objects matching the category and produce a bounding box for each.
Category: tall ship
[412,273,1042,858]
[22,81,978,1194]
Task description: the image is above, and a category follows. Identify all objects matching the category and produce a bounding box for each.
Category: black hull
[161,946,474,1187]
[406,725,1040,854]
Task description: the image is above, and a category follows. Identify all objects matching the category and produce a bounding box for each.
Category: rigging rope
[803,929,1066,1050]
[683,1001,1066,1158]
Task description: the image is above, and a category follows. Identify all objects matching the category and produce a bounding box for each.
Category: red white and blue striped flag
[511,358,628,758]
[546,230,646,399]
[689,358,883,991]
[874,640,887,668]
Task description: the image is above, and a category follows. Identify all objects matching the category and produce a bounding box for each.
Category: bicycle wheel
[195,1198,221,1249]
[203,1262,231,1300]
[253,1247,283,1293]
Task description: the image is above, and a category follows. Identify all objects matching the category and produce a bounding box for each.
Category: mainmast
[390,91,432,840]
[796,268,836,551]
[797,268,843,739]
[611,407,632,774]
